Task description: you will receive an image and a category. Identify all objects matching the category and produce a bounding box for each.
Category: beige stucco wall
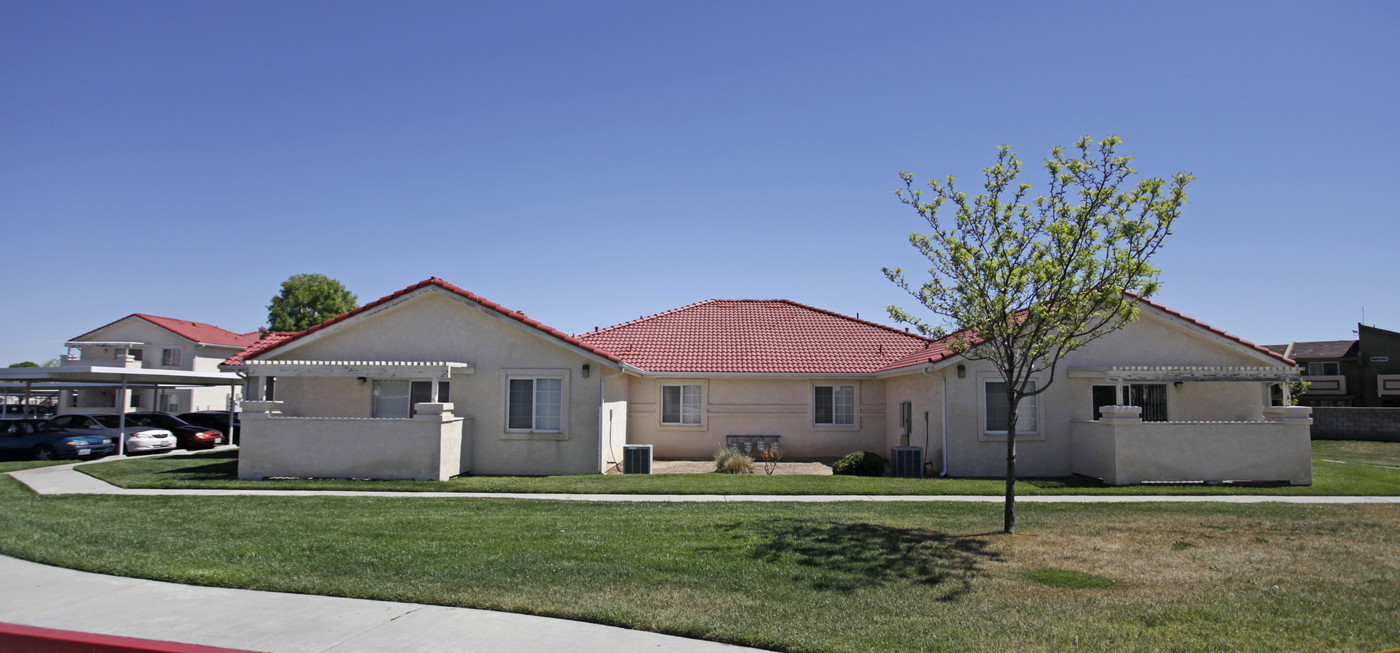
[1070,419,1312,484]
[250,289,615,476]
[881,372,944,473]
[238,403,468,481]
[624,376,888,458]
[942,310,1295,478]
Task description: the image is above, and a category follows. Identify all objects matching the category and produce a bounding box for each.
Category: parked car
[178,411,240,444]
[123,412,224,449]
[0,418,115,460]
[42,414,175,454]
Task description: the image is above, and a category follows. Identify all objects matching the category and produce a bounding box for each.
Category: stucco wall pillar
[1098,405,1142,424]
[1263,405,1313,424]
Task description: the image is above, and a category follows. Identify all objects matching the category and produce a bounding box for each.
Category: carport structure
[0,365,243,455]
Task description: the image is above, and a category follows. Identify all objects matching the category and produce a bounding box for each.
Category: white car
[43,414,176,454]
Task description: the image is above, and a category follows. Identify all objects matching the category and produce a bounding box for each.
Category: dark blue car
[0,418,116,461]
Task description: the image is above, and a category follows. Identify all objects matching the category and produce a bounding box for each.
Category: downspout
[599,364,629,473]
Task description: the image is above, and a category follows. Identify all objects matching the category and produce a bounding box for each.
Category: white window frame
[980,377,1040,439]
[161,348,182,368]
[813,384,857,427]
[504,371,568,437]
[660,383,703,426]
[371,379,450,418]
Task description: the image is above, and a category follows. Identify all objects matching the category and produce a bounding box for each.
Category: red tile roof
[72,314,260,349]
[222,331,297,366]
[223,282,1294,374]
[222,278,623,366]
[576,299,935,374]
[581,294,1295,375]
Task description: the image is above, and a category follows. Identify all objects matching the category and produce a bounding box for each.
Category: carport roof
[0,365,241,386]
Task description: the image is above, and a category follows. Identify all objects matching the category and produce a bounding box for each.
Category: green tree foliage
[884,136,1191,533]
[266,274,359,332]
[7,361,39,368]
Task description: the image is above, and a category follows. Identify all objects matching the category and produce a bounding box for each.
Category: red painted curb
[0,622,264,653]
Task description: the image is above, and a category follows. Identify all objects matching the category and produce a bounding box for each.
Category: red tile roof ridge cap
[578,299,720,336]
[771,298,937,343]
[579,298,936,343]
[226,278,621,365]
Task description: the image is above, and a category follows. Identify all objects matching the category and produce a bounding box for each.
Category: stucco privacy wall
[624,377,887,458]
[943,310,1290,478]
[238,402,467,481]
[256,289,614,476]
[1071,418,1312,485]
[71,318,242,413]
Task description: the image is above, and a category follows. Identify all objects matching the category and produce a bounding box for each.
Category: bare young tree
[885,136,1191,533]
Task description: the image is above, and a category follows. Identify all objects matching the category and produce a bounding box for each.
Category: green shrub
[714,447,754,474]
[832,451,886,476]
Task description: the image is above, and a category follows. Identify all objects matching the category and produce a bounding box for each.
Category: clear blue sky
[3,1,1396,365]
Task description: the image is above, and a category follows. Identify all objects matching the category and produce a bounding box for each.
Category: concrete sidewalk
[10,458,1400,503]
[0,555,763,653]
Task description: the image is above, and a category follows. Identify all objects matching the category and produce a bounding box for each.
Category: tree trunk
[1004,396,1018,534]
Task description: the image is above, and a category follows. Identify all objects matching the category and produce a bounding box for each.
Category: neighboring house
[1267,324,1400,408]
[228,278,1311,484]
[62,314,260,415]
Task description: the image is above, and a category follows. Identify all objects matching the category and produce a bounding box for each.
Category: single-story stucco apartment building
[226,278,1312,485]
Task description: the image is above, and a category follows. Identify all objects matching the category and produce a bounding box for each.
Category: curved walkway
[0,554,762,653]
[9,458,1400,503]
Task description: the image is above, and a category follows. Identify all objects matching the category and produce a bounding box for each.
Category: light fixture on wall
[582,364,590,378]
[357,377,366,384]
[1174,381,1183,388]
[956,364,966,378]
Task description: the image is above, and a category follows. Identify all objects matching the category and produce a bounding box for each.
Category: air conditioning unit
[891,446,924,478]
[623,444,653,474]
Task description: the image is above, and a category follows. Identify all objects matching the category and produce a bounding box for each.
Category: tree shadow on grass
[733,519,1000,599]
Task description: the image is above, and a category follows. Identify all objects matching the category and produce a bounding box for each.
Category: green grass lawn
[79,440,1400,495]
[1311,439,1400,468]
[0,459,74,474]
[0,471,1394,652]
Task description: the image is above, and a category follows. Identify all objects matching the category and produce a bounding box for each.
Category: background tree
[7,361,39,368]
[267,274,359,332]
[884,136,1191,533]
